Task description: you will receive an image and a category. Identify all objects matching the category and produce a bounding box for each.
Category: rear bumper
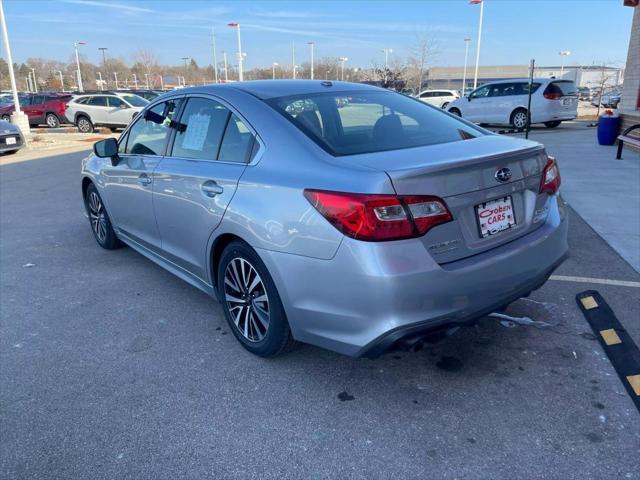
[258,195,569,357]
[0,134,24,153]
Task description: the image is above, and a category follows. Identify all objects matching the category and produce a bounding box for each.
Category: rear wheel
[449,108,461,117]
[510,108,528,130]
[441,102,449,109]
[218,240,294,357]
[45,113,60,128]
[1,114,10,122]
[77,115,93,133]
[84,183,122,249]
[544,121,561,128]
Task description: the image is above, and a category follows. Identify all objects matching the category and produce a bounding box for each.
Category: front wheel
[544,121,561,128]
[1,114,10,122]
[84,183,122,250]
[449,108,461,117]
[45,113,60,128]
[510,109,528,130]
[218,241,294,357]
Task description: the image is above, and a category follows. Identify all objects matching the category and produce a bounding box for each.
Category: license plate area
[5,136,17,145]
[476,196,516,238]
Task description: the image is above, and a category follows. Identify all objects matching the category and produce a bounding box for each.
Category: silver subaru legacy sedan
[81,80,568,358]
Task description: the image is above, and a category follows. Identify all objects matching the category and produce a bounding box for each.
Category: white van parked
[417,89,460,109]
[446,79,578,129]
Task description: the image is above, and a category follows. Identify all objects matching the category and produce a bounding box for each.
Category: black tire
[449,108,461,117]
[84,183,122,250]
[1,114,10,122]
[544,121,561,128]
[77,115,94,133]
[217,240,294,357]
[45,113,60,128]
[441,102,449,109]
[510,108,528,131]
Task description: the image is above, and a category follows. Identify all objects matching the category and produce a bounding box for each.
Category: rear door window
[108,97,125,108]
[171,97,230,160]
[218,114,256,163]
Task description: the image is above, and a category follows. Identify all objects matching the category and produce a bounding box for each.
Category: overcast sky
[2,0,634,69]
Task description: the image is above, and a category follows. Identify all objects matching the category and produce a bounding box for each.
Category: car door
[100,99,181,251]
[86,96,111,125]
[106,96,134,126]
[24,95,45,125]
[152,95,256,280]
[463,85,492,122]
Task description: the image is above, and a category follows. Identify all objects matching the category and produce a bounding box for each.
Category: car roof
[479,78,574,86]
[178,80,384,100]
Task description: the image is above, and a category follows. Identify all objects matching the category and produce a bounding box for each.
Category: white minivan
[446,79,578,129]
[417,89,460,109]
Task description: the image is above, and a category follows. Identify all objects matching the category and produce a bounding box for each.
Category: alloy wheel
[87,191,107,243]
[46,114,59,128]
[78,118,91,132]
[513,111,527,129]
[224,257,270,342]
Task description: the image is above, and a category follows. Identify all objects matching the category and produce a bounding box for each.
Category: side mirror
[467,96,472,102]
[93,138,119,165]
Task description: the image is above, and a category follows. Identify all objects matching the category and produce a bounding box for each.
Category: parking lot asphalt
[1,148,639,480]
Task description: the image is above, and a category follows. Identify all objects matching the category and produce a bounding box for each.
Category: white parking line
[549,275,640,288]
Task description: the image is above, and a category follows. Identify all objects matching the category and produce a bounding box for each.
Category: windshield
[267,90,485,156]
[121,94,149,107]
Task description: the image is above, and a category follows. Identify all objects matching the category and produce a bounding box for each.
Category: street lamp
[291,42,296,79]
[272,62,278,80]
[97,71,103,91]
[222,51,228,82]
[30,67,37,93]
[559,51,571,76]
[56,70,64,91]
[98,47,108,88]
[381,48,392,70]
[181,57,190,86]
[113,71,118,89]
[227,22,244,81]
[307,41,315,80]
[462,38,471,93]
[211,27,218,83]
[339,57,348,81]
[471,0,484,89]
[74,41,86,92]
[145,73,149,89]
[133,73,138,89]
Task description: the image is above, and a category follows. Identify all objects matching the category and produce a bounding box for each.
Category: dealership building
[426,64,624,91]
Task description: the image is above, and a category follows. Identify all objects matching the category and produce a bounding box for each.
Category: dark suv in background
[0,93,72,127]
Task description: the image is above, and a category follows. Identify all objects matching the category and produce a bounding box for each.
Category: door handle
[137,174,152,186]
[201,181,224,197]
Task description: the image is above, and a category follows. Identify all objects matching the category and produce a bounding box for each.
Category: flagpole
[472,0,484,89]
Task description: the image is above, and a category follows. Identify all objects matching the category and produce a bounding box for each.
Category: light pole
[30,68,37,92]
[98,47,108,88]
[211,27,218,83]
[113,72,118,89]
[471,0,483,89]
[97,71,103,90]
[56,70,64,91]
[291,42,296,79]
[222,51,228,82]
[159,74,164,90]
[145,73,149,89]
[133,73,138,89]
[74,41,86,92]
[462,38,471,93]
[307,41,315,79]
[339,57,348,81]
[181,56,189,86]
[272,62,278,80]
[382,48,392,70]
[559,51,571,76]
[0,0,30,136]
[227,22,243,81]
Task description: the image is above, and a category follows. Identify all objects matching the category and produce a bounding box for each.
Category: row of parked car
[0,89,164,132]
[415,78,580,130]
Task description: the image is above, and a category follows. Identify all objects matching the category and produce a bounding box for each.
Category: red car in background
[0,93,72,128]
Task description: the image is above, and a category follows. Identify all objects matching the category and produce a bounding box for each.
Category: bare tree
[407,31,439,93]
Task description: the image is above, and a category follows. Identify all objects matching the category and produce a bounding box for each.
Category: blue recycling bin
[597,115,621,146]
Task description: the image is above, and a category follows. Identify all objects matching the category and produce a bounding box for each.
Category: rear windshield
[546,81,577,96]
[267,90,485,156]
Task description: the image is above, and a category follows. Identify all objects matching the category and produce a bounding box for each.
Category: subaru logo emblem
[495,167,512,183]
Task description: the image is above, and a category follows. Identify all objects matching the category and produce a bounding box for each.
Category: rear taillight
[543,92,562,100]
[303,189,452,241]
[540,156,561,194]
